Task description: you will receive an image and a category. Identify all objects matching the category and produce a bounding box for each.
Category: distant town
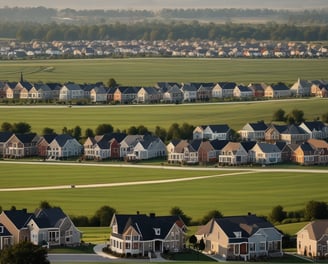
[1,40,328,59]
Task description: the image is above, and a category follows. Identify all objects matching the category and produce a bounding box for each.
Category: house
[47,82,62,100]
[167,140,194,164]
[275,141,293,163]
[0,224,14,249]
[193,124,231,141]
[197,140,217,163]
[265,124,288,143]
[109,213,186,256]
[311,80,328,97]
[248,83,266,97]
[59,83,84,101]
[218,142,249,165]
[307,139,328,165]
[162,85,183,103]
[249,142,282,165]
[180,83,197,102]
[238,121,268,141]
[297,220,328,258]
[3,133,39,158]
[291,142,317,165]
[195,215,283,260]
[120,135,144,158]
[233,85,253,98]
[196,83,214,101]
[290,78,311,97]
[128,136,167,161]
[90,85,108,103]
[0,209,33,244]
[212,82,236,99]
[209,139,229,158]
[29,83,53,100]
[2,82,17,99]
[28,207,81,247]
[37,134,57,158]
[15,81,33,99]
[264,83,291,98]
[136,87,161,104]
[47,134,83,159]
[299,121,328,140]
[0,131,13,157]
[280,124,310,144]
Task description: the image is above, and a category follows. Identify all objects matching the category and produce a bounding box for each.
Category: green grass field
[1,58,327,86]
[0,163,326,223]
[0,98,326,134]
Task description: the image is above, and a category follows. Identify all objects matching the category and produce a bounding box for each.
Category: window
[249,243,255,252]
[259,242,266,251]
[125,235,131,240]
[154,228,161,235]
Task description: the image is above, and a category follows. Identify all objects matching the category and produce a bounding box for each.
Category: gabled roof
[34,207,67,227]
[113,213,184,240]
[209,139,229,150]
[222,82,236,90]
[53,134,75,147]
[189,139,202,151]
[207,124,230,133]
[240,141,257,151]
[0,131,13,142]
[3,209,33,229]
[235,85,252,92]
[298,220,328,240]
[255,142,281,153]
[14,133,37,143]
[307,139,328,149]
[298,142,315,152]
[270,83,289,90]
[40,134,57,144]
[267,124,288,133]
[0,223,13,237]
[274,141,287,151]
[301,121,326,131]
[248,121,268,131]
[282,124,307,135]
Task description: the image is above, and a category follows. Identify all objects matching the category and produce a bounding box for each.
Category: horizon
[1,0,328,10]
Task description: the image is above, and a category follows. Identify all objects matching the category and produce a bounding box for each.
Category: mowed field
[0,163,327,224]
[1,58,328,86]
[0,98,327,134]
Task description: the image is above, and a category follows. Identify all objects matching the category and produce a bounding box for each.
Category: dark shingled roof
[0,224,13,237]
[35,207,67,227]
[3,209,33,229]
[0,132,13,142]
[207,124,230,133]
[53,134,74,147]
[209,139,229,150]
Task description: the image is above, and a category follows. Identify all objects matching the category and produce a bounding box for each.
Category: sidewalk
[93,243,118,259]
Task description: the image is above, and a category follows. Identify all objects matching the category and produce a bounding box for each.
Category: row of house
[0,207,81,250]
[1,78,327,104]
[0,121,327,165]
[2,40,328,59]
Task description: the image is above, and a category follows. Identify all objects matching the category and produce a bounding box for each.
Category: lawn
[1,58,327,86]
[0,98,326,134]
[0,163,327,222]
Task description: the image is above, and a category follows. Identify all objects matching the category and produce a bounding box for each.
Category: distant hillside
[0,0,328,10]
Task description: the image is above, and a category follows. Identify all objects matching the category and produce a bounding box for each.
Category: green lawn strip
[163,248,214,261]
[0,98,326,134]
[0,163,225,188]
[79,227,110,244]
[276,222,310,236]
[0,171,326,220]
[1,58,327,86]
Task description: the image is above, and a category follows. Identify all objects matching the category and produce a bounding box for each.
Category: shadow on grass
[162,248,214,261]
[48,243,95,254]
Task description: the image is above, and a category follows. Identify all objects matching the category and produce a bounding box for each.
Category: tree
[127,126,138,135]
[189,235,197,248]
[39,200,52,209]
[167,123,180,140]
[1,122,13,132]
[42,127,55,135]
[286,109,305,125]
[73,125,82,140]
[136,125,149,135]
[201,210,223,225]
[90,205,117,227]
[321,112,328,123]
[154,126,167,142]
[272,108,286,121]
[95,124,113,135]
[107,78,118,88]
[84,128,95,138]
[198,238,205,251]
[170,206,192,225]
[269,205,286,223]
[304,200,328,220]
[12,122,31,134]
[0,241,49,264]
[180,122,194,140]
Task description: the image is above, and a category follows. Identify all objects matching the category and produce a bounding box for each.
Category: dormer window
[233,231,241,238]
[154,228,161,236]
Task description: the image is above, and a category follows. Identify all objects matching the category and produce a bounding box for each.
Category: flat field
[1,58,327,86]
[0,162,327,223]
[0,98,327,134]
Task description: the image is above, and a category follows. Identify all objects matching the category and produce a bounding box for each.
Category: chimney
[149,213,155,218]
[136,211,140,215]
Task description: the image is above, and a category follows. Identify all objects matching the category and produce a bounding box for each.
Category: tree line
[1,20,328,42]
[1,7,328,25]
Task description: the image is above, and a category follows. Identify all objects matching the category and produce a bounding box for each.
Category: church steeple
[20,72,23,82]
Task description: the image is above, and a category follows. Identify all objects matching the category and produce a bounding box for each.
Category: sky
[0,0,328,10]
